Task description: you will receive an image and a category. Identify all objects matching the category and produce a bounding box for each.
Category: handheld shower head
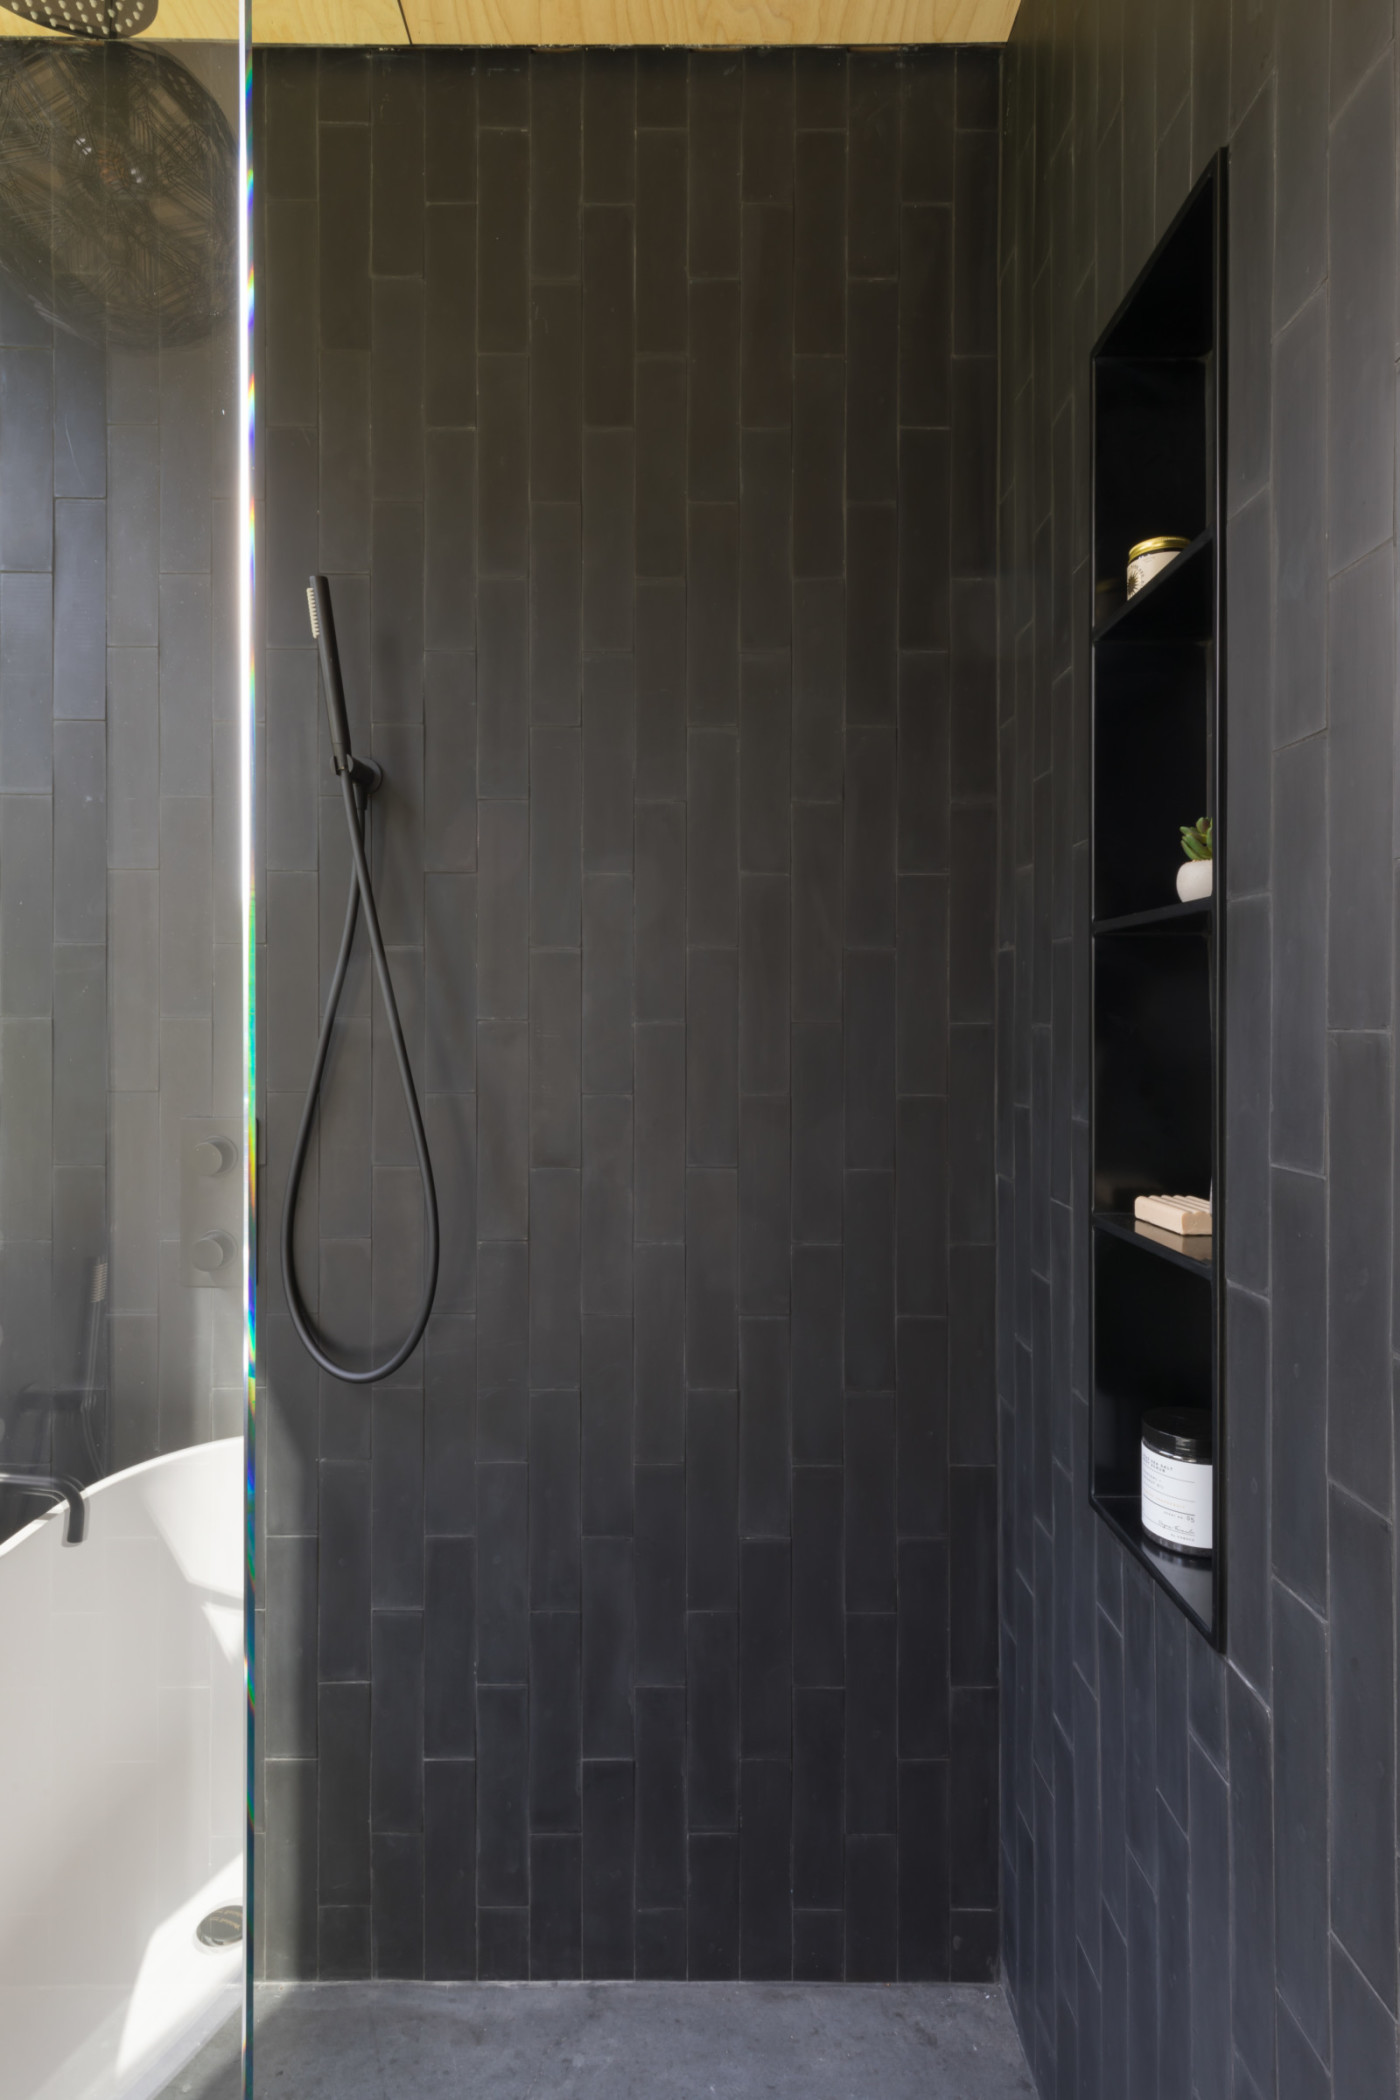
[307,574,354,776]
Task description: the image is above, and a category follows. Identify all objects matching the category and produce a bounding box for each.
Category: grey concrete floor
[164,1982,1035,2100]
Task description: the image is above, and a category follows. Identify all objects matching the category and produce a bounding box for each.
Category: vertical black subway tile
[582,1536,634,1758]
[1327,549,1394,1032]
[742,52,795,203]
[898,1758,950,1980]
[531,286,582,505]
[636,362,687,580]
[845,1395,897,1614]
[898,1539,949,1759]
[739,875,790,1095]
[583,51,635,202]
[371,1610,424,1835]
[530,1835,582,1978]
[636,132,688,354]
[424,49,474,198]
[1328,1488,1397,2008]
[1326,1032,1392,1512]
[530,57,582,281]
[847,58,899,276]
[582,1760,635,1978]
[739,428,792,651]
[425,1537,476,1760]
[688,1834,740,1979]
[319,1460,371,1680]
[1327,59,1394,571]
[529,1610,582,1833]
[688,504,740,727]
[688,58,742,278]
[845,506,898,726]
[739,1315,790,1538]
[1270,1169,1327,1612]
[740,205,793,430]
[792,357,844,576]
[477,1463,528,1683]
[739,654,791,873]
[318,1682,371,1903]
[792,1467,844,1686]
[793,1687,844,1912]
[477,1907,529,1981]
[740,1759,793,1979]
[530,1389,582,1611]
[792,579,844,799]
[1272,1584,1329,2057]
[794,130,845,354]
[845,1615,897,1832]
[740,1538,791,1757]
[1229,1672,1276,2095]
[896,1316,948,1539]
[687,1169,738,1390]
[584,207,634,428]
[634,1032,685,1250]
[424,1760,476,1979]
[791,1245,843,1467]
[687,1390,739,1611]
[370,55,424,277]
[582,1311,633,1535]
[687,1610,739,1830]
[529,725,582,944]
[846,1834,898,1981]
[635,1465,686,1684]
[687,947,738,1168]
[583,431,634,650]
[635,580,686,798]
[478,359,530,578]
[792,1022,843,1246]
[635,802,686,1020]
[900,205,952,430]
[636,1684,687,1908]
[844,1171,895,1391]
[847,280,898,504]
[688,280,740,501]
[632,1239,682,1464]
[479,126,530,353]
[1272,296,1325,745]
[792,804,842,1022]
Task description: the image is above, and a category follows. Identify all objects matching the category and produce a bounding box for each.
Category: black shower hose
[280,762,440,1382]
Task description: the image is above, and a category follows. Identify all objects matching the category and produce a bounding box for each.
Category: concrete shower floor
[165,1981,1035,2099]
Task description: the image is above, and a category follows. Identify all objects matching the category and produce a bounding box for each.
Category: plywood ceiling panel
[3,0,1015,36]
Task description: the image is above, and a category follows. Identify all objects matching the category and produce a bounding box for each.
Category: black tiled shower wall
[0,45,241,1524]
[999,3,1400,2095]
[255,46,1001,1982]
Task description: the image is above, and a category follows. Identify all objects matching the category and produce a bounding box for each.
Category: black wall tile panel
[1000,4,1400,2092]
[256,45,996,1982]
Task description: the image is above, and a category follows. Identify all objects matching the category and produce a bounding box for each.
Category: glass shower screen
[0,12,252,2099]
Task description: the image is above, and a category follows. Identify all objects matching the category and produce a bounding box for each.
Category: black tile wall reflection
[255,46,1001,1982]
[999,4,1400,2095]
[0,47,242,1536]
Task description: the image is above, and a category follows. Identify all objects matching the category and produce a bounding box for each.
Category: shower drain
[196,1905,244,1950]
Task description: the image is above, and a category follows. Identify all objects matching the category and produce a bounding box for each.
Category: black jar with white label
[1140,1408,1213,1558]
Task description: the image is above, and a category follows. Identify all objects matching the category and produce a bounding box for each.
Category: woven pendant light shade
[0,42,234,348]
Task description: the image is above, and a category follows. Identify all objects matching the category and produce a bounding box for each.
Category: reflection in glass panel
[0,21,246,2100]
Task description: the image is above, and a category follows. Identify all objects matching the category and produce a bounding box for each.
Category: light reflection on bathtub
[0,1438,243,2100]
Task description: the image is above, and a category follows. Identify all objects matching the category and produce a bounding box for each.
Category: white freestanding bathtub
[0,1438,245,2100]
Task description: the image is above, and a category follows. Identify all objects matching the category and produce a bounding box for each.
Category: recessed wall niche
[1089,156,1226,1643]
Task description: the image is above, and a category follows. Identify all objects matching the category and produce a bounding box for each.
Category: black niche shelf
[1093,1208,1213,1277]
[1094,898,1212,936]
[1089,152,1226,1646]
[1094,527,1215,645]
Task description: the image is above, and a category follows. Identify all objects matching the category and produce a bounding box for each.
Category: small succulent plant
[1180,816,1213,862]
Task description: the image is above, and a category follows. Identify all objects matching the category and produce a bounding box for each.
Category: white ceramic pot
[1176,858,1213,902]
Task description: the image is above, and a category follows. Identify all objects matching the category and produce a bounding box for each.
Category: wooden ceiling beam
[2,0,1016,39]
